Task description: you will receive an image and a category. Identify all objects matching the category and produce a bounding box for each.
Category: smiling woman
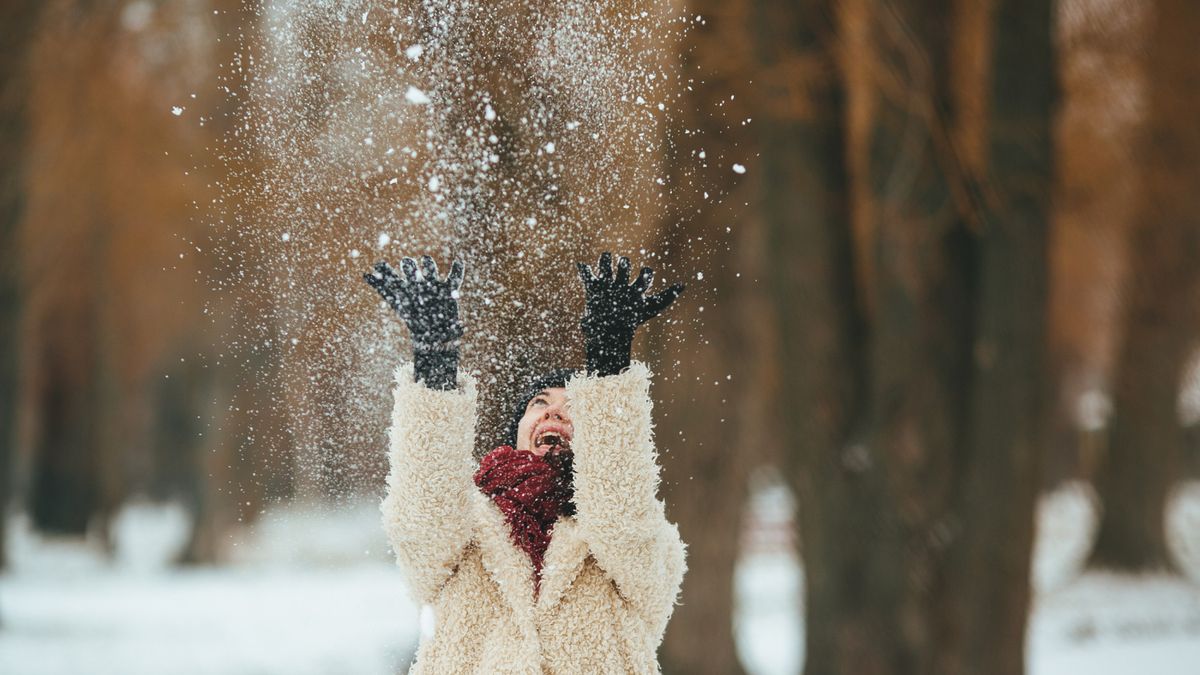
[364,252,686,674]
[516,387,573,456]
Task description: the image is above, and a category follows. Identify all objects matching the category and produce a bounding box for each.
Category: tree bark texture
[1088,0,1200,572]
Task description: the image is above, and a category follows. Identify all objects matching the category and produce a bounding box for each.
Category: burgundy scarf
[474,446,575,588]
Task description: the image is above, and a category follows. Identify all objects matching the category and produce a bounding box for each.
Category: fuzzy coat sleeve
[380,363,478,604]
[565,361,687,640]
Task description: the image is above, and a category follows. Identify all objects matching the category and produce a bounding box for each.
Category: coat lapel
[536,515,590,612]
[472,493,537,630]
[473,492,591,621]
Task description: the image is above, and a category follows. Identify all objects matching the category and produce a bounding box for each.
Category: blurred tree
[22,4,125,543]
[652,3,756,673]
[754,0,869,672]
[1087,0,1200,572]
[938,1,1055,670]
[1042,0,1144,488]
[761,0,1056,673]
[151,342,232,565]
[21,0,225,551]
[0,0,46,567]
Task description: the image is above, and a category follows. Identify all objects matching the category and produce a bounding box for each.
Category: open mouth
[533,425,572,452]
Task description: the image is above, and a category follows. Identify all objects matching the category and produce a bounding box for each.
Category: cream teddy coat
[381,361,686,674]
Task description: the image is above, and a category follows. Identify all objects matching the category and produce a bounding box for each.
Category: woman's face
[515,387,573,457]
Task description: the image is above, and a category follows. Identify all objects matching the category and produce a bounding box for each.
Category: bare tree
[0,0,45,568]
[760,0,1056,672]
[1042,0,1144,488]
[652,2,758,672]
[1088,0,1200,572]
[22,4,125,543]
[753,0,870,671]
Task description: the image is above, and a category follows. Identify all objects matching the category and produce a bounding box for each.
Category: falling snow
[199,0,745,495]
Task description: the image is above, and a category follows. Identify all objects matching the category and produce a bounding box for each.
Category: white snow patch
[1033,481,1098,593]
[404,86,430,104]
[6,486,1200,674]
[1168,481,1200,578]
[732,163,746,174]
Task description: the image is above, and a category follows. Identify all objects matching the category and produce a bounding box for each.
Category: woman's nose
[542,406,568,422]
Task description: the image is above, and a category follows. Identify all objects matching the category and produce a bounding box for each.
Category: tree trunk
[28,301,115,537]
[0,0,44,568]
[938,1,1056,672]
[752,1,876,673]
[22,2,128,547]
[1042,0,1146,489]
[1088,0,1200,572]
[654,296,749,675]
[761,0,1055,673]
[654,3,756,673]
[858,1,972,672]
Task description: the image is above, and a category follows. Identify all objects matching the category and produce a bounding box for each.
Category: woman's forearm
[381,363,477,603]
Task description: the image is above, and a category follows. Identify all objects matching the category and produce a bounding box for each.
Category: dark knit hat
[504,368,576,448]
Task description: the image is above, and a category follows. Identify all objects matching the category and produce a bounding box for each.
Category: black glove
[364,256,465,390]
[576,252,684,376]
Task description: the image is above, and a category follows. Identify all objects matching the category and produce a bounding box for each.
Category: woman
[364,252,686,674]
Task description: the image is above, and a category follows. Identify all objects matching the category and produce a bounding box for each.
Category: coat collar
[471,493,589,622]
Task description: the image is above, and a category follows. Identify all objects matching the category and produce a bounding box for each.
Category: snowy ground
[2,482,1199,674]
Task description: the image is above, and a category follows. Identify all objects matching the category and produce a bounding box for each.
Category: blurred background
[2,0,1200,674]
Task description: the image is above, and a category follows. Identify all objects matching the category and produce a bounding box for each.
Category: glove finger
[631,266,654,294]
[372,260,396,278]
[576,261,594,285]
[642,283,685,319]
[401,257,418,282]
[448,259,465,290]
[363,271,387,296]
[364,273,399,306]
[616,256,631,285]
[598,252,613,280]
[420,255,438,281]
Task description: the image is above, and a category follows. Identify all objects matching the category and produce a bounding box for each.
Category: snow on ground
[2,483,1200,674]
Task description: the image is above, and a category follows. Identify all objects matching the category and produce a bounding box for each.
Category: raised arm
[365,256,475,602]
[380,365,477,603]
[364,255,464,390]
[571,253,686,637]
[568,363,686,640]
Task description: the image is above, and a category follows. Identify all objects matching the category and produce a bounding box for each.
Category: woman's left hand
[576,252,684,376]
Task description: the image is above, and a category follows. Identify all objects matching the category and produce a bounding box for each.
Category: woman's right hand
[365,256,465,391]
[364,256,466,350]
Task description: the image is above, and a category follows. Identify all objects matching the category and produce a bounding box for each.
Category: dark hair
[504,368,576,448]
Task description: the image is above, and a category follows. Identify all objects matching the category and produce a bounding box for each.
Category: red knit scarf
[474,446,575,588]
